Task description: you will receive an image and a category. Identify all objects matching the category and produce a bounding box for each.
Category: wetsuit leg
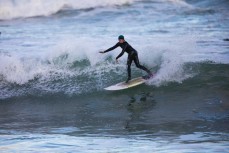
[133,53,151,74]
[127,54,134,79]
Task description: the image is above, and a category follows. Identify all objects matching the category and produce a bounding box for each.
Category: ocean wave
[0,42,228,100]
[1,0,225,20]
[185,0,229,8]
[0,59,228,100]
[0,0,134,20]
[0,33,228,99]
[1,0,227,20]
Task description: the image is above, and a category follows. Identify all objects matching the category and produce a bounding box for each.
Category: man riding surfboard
[100,35,152,83]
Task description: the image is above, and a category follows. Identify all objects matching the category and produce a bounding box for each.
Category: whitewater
[0,0,229,152]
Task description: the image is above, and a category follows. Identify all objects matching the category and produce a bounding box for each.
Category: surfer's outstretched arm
[100,43,119,53]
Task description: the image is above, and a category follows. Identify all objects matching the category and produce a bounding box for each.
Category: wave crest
[0,0,133,20]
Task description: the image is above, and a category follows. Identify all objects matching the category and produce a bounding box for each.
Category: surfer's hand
[99,51,105,54]
[116,59,119,64]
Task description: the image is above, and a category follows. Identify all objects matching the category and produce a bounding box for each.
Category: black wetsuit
[104,41,151,79]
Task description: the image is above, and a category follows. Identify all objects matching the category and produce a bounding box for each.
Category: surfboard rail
[104,76,147,91]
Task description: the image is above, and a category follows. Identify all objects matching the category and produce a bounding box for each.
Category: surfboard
[104,75,152,91]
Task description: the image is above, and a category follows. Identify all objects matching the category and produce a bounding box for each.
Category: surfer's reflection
[125,92,156,131]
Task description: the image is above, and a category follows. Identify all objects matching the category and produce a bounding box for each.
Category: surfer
[100,35,152,83]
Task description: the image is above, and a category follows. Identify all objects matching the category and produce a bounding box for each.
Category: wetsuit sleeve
[116,43,128,60]
[104,43,119,53]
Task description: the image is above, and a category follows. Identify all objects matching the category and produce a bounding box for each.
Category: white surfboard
[104,76,150,91]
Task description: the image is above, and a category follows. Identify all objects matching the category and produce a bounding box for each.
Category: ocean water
[0,0,229,152]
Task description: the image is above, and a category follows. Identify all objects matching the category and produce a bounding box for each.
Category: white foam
[0,133,228,153]
[0,36,121,86]
[147,51,194,86]
[0,0,134,20]
[167,0,193,8]
[137,36,202,86]
[0,34,226,88]
[0,54,46,85]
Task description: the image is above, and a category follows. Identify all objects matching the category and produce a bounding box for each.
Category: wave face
[0,0,134,20]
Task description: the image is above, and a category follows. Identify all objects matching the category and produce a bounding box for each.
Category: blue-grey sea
[0,0,229,152]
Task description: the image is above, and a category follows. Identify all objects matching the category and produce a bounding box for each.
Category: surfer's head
[118,35,125,43]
